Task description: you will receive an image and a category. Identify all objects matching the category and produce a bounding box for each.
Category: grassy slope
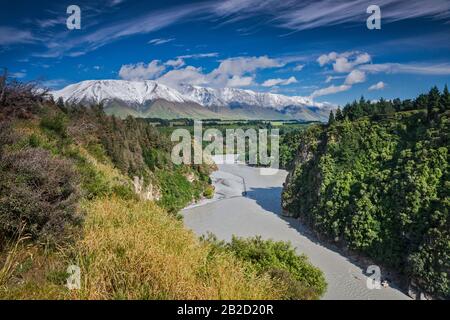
[0,99,325,300]
[0,126,280,299]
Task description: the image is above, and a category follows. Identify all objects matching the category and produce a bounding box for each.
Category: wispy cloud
[34,2,211,58]
[311,84,351,98]
[10,70,27,78]
[0,26,36,45]
[177,52,219,59]
[42,78,69,89]
[262,76,298,87]
[28,0,450,58]
[368,81,386,91]
[359,62,450,75]
[148,38,175,45]
[212,0,450,31]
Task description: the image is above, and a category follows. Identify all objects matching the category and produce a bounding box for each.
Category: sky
[1,0,450,107]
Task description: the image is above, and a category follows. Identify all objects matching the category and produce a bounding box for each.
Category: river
[182,157,410,300]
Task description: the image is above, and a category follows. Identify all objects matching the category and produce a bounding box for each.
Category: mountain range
[52,80,332,121]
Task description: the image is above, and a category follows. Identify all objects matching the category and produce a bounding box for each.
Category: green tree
[328,110,336,126]
[428,86,441,119]
[335,108,343,121]
[442,84,450,111]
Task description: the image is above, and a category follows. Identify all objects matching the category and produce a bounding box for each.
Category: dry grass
[0,237,25,287]
[72,197,282,300]
[0,120,282,300]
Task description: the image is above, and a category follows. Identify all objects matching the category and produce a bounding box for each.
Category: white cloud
[121,55,287,89]
[157,66,207,88]
[318,51,372,73]
[26,0,450,58]
[344,70,366,85]
[165,58,185,68]
[178,52,219,59]
[119,60,166,80]
[10,71,26,78]
[325,75,345,83]
[359,62,450,75]
[293,64,304,71]
[42,79,68,89]
[215,0,450,31]
[0,27,36,45]
[226,75,254,87]
[311,84,351,98]
[148,38,175,45]
[262,76,298,87]
[368,81,386,91]
[108,0,126,6]
[212,56,283,77]
[317,52,338,66]
[311,68,366,98]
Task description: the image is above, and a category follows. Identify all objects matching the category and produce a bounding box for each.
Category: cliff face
[281,111,449,299]
[281,125,324,218]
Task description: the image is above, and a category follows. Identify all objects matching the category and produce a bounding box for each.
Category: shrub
[0,71,48,120]
[203,186,215,199]
[203,235,327,300]
[0,148,82,243]
[156,170,194,213]
[40,113,68,137]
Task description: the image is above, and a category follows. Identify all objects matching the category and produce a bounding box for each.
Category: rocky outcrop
[132,176,161,201]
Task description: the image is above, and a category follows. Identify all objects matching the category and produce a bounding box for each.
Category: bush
[0,72,48,120]
[0,148,82,243]
[40,113,68,137]
[204,235,327,300]
[156,170,194,213]
[203,186,214,199]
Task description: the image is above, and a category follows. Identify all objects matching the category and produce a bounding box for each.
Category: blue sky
[1,0,450,106]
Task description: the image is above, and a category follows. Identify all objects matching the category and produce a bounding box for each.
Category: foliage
[0,69,49,120]
[0,145,82,244]
[203,234,327,300]
[283,87,450,298]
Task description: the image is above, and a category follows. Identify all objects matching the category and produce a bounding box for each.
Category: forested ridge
[282,86,450,298]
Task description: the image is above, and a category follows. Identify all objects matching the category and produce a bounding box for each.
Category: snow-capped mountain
[178,85,317,110]
[52,80,331,121]
[52,80,196,105]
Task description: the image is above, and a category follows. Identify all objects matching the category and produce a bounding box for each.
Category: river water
[182,158,410,300]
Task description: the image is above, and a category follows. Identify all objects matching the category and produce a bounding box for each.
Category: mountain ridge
[52,80,332,121]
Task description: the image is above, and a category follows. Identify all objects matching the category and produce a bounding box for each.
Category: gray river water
[182,159,410,300]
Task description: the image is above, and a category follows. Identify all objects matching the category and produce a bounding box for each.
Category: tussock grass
[72,197,281,299]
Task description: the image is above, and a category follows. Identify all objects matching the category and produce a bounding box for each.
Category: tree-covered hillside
[282,86,450,298]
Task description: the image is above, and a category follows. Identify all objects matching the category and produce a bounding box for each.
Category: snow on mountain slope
[52,80,320,109]
[179,85,316,110]
[52,80,197,105]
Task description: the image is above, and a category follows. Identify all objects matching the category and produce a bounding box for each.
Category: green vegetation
[283,86,450,298]
[204,234,327,300]
[155,118,312,169]
[0,76,325,300]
